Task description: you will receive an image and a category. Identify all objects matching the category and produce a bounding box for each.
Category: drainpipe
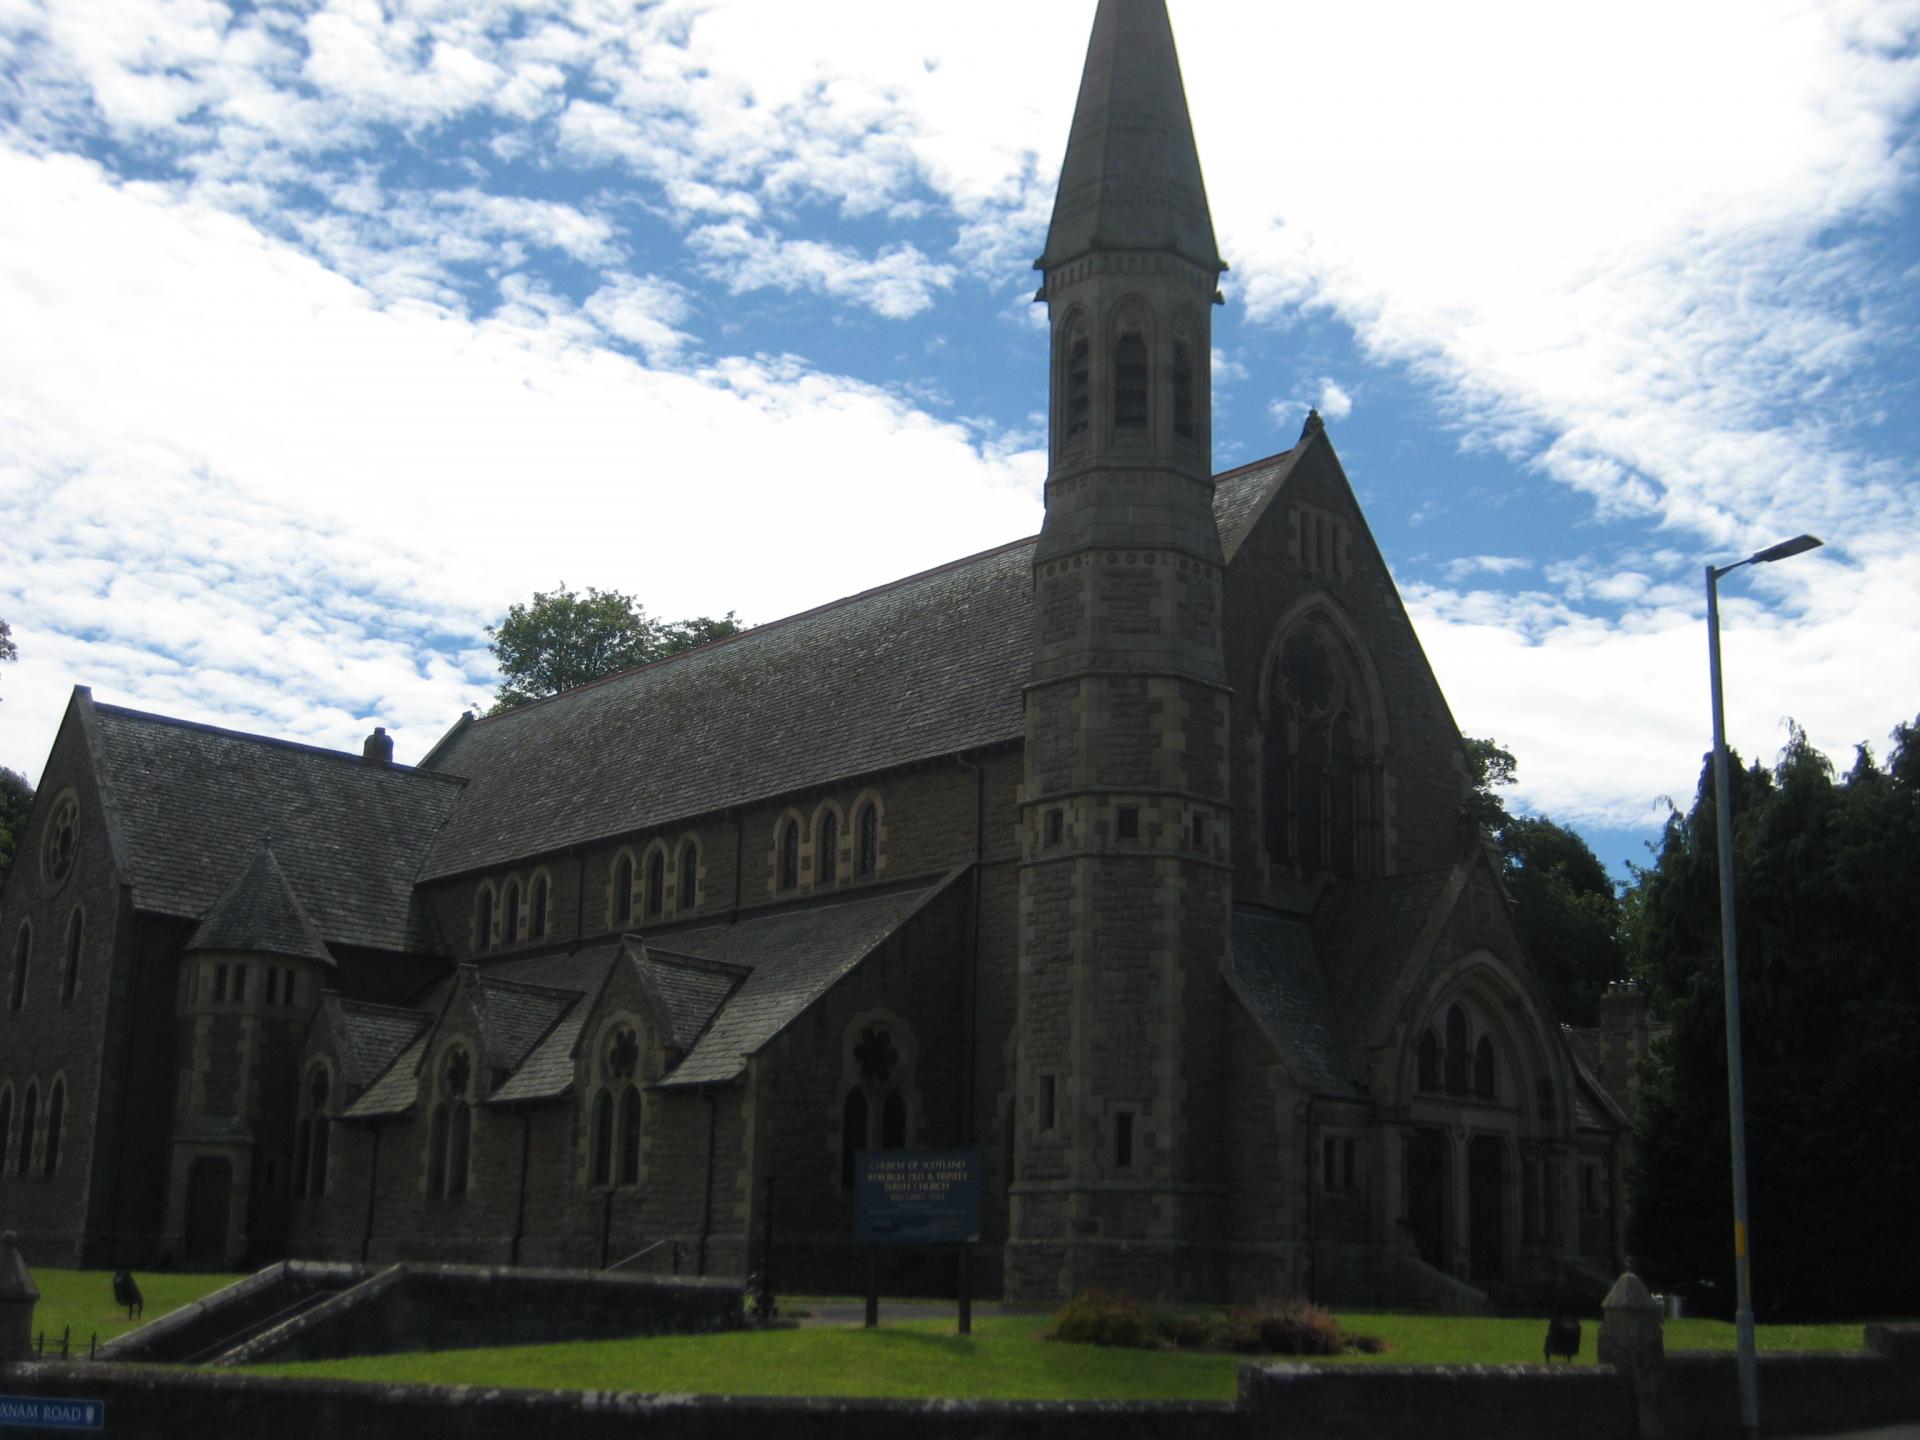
[359,1126,381,1265]
[698,1090,718,1275]
[510,1109,532,1266]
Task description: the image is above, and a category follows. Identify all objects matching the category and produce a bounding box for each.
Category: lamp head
[1750,534,1822,565]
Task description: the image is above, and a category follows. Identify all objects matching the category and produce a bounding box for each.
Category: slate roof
[188,839,334,965]
[323,996,432,1089]
[643,955,741,1050]
[470,975,576,1074]
[418,460,1298,882]
[657,874,961,1087]
[86,700,463,954]
[1312,866,1459,1074]
[344,1030,429,1119]
[1215,446,1305,561]
[1227,906,1352,1096]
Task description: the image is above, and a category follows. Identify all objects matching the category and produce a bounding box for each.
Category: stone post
[1600,1271,1665,1439]
[0,1232,40,1362]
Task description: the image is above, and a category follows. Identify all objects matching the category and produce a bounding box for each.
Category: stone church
[0,0,1631,1306]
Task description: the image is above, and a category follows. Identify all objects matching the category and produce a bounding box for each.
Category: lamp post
[1705,532,1822,1440]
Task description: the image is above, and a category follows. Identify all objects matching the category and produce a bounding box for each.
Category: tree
[487,585,742,714]
[0,767,31,885]
[1463,736,1624,1025]
[1626,716,1920,1317]
[0,616,14,702]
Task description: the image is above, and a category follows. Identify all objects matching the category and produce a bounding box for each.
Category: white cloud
[1316,377,1353,421]
[687,220,955,320]
[1442,555,1533,583]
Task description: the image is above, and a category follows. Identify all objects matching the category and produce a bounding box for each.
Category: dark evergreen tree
[0,766,31,884]
[1626,717,1920,1317]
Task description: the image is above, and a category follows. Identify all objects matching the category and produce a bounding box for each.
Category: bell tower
[1009,0,1234,1300]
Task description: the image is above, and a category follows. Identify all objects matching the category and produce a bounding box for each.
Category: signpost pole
[957,1244,971,1335]
[864,1245,878,1329]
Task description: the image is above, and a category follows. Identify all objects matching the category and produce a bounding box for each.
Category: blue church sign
[854,1148,982,1245]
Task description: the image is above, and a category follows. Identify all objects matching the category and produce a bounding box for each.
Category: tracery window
[1262,628,1382,880]
[428,1046,472,1200]
[42,793,79,885]
[840,1022,911,1190]
[295,1067,332,1198]
[590,1024,642,1189]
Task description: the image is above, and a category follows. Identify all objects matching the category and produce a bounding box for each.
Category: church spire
[1037,0,1223,277]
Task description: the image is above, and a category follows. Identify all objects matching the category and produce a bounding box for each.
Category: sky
[2,0,1917,880]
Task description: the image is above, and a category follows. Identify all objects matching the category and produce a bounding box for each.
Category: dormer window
[1114,333,1148,431]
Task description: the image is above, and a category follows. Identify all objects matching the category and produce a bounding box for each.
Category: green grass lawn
[25,1269,241,1352]
[253,1310,1874,1401]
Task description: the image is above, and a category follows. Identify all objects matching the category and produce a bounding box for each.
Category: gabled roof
[1312,865,1461,1077]
[320,995,432,1089]
[657,874,963,1087]
[84,698,462,954]
[1037,0,1223,275]
[1227,906,1352,1096]
[468,974,576,1073]
[188,839,334,966]
[418,460,1294,882]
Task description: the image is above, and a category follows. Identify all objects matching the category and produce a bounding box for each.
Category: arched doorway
[185,1157,232,1264]
[1406,1130,1446,1269]
[1468,1137,1505,1284]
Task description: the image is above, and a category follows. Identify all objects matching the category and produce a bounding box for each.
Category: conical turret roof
[188,836,334,965]
[1037,0,1223,275]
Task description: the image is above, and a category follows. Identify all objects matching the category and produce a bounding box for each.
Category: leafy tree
[1463,736,1623,1025]
[0,616,14,702]
[1626,716,1920,1318]
[0,767,31,885]
[487,585,742,714]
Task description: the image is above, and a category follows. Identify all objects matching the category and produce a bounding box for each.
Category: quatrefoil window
[855,1026,897,1085]
[606,1026,640,1082]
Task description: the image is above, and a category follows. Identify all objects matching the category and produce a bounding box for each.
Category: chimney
[363,726,394,765]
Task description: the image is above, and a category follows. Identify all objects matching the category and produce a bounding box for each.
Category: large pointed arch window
[1262,627,1383,880]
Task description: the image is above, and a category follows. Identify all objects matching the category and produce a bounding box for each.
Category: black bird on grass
[111,1270,143,1321]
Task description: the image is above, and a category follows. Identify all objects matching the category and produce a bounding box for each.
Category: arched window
[10,922,28,1012]
[502,880,522,945]
[43,1080,63,1178]
[18,1083,38,1177]
[430,1047,471,1199]
[474,887,495,952]
[646,850,665,918]
[840,1089,868,1191]
[881,1091,907,1150]
[530,874,549,941]
[1113,332,1148,431]
[1063,320,1090,444]
[1445,1006,1469,1094]
[1474,1036,1497,1100]
[0,1086,13,1174]
[62,909,83,1002]
[617,1087,642,1186]
[779,820,800,892]
[816,810,839,889]
[590,1090,614,1188]
[1417,1029,1440,1092]
[856,802,879,879]
[1172,338,1195,439]
[679,842,699,914]
[1263,627,1381,880]
[304,1068,332,1198]
[613,854,635,925]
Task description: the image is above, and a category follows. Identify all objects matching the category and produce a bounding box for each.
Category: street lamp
[1705,531,1822,1440]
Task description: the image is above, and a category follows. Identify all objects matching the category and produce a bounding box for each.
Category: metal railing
[604,1238,683,1275]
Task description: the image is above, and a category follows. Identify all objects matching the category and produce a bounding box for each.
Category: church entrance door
[1406,1130,1445,1269]
[185,1157,232,1264]
[1468,1137,1504,1284]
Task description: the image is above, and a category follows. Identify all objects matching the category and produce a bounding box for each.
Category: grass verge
[24,1269,241,1351]
[253,1310,1873,1400]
